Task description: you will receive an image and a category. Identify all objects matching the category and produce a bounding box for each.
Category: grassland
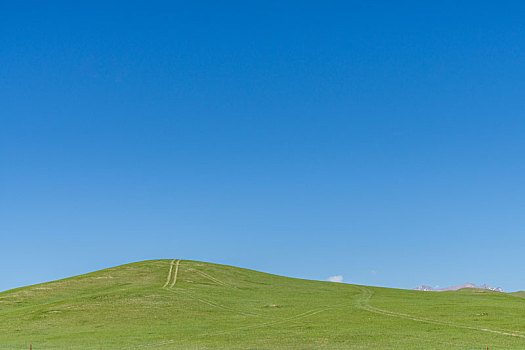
[0,259,524,349]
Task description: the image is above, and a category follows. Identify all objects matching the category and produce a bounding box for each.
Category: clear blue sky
[1,1,524,292]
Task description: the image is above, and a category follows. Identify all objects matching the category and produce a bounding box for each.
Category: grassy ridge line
[0,259,524,349]
[126,261,525,348]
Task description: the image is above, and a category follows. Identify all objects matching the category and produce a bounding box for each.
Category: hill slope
[0,260,524,349]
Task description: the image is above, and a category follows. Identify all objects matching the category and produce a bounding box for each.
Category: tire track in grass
[162,260,175,288]
[167,262,276,318]
[355,286,525,340]
[169,260,181,288]
[189,268,233,288]
[168,288,275,318]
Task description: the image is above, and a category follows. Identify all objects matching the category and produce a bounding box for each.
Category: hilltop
[0,260,524,349]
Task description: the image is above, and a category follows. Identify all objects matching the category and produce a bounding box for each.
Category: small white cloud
[328,275,343,283]
[371,270,377,276]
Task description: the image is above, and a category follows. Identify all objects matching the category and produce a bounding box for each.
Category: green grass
[0,260,524,349]
[511,291,525,299]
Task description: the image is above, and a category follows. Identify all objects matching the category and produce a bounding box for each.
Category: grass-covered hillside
[0,260,524,349]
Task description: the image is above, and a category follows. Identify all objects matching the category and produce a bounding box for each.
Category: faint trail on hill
[162,260,175,288]
[165,262,272,318]
[355,286,525,340]
[190,268,233,288]
[169,260,181,288]
[129,285,487,349]
[168,288,272,318]
[128,300,355,349]
[198,302,351,337]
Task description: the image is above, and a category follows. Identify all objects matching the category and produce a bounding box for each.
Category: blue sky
[1,1,524,292]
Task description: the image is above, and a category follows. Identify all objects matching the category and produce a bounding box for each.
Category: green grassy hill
[1,260,524,349]
[511,291,525,299]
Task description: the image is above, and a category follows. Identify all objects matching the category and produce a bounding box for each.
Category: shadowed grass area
[0,260,524,349]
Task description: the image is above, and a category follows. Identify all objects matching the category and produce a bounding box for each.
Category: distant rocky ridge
[414,283,505,293]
